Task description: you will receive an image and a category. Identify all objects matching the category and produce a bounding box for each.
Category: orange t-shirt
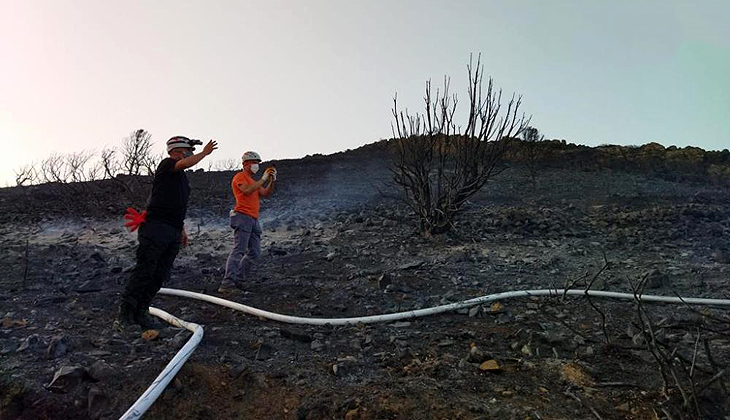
[232,171,260,218]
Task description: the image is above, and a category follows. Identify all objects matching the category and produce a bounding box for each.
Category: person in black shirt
[115,136,218,330]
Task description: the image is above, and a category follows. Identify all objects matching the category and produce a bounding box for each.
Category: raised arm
[174,140,218,171]
[239,167,275,195]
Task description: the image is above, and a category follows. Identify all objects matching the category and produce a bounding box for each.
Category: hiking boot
[134,307,164,330]
[114,300,136,331]
[218,280,243,294]
[217,284,239,294]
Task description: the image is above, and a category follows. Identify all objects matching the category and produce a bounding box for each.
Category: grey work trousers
[223,212,261,284]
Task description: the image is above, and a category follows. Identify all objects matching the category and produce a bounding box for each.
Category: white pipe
[122,288,730,418]
[119,307,203,420]
[158,287,730,326]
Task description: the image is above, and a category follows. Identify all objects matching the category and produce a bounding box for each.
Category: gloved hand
[262,167,275,181]
[270,167,277,181]
[124,207,147,232]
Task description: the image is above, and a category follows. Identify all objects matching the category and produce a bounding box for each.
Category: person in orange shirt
[218,151,276,293]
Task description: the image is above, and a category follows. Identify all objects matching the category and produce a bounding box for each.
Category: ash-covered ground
[1,143,729,419]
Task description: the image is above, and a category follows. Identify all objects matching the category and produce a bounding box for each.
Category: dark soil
[1,142,729,419]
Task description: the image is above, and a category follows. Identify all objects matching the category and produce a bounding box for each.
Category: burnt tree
[391,55,529,235]
[521,126,547,189]
[121,129,156,176]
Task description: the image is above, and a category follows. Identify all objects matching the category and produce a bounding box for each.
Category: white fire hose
[119,308,203,420]
[120,288,730,419]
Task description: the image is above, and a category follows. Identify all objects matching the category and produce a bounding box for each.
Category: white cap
[242,151,262,162]
[166,136,193,152]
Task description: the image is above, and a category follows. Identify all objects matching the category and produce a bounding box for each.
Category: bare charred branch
[584,252,610,344]
[40,153,69,183]
[14,163,38,186]
[121,129,154,176]
[391,54,530,235]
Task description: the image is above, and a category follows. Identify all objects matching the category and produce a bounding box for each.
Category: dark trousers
[121,221,181,312]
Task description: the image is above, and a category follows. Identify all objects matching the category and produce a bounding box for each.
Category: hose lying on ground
[159,287,730,325]
[122,288,730,419]
[119,307,203,420]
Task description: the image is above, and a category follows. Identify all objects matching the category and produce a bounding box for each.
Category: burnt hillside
[1,138,729,419]
[1,138,728,226]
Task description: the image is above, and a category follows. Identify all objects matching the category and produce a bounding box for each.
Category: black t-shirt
[145,158,190,229]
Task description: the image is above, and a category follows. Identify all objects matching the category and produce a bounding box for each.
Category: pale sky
[2,0,729,187]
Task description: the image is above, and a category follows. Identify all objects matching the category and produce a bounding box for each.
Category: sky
[1,0,728,187]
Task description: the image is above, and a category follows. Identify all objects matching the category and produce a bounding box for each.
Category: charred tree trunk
[391,54,530,236]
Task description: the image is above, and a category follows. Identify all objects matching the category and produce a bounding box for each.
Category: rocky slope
[1,141,729,419]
